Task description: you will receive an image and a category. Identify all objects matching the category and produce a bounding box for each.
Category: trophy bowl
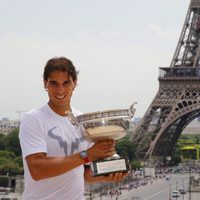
[75,103,137,176]
[78,116,130,142]
[77,103,136,142]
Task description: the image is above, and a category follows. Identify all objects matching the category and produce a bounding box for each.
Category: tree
[131,160,141,170]
[0,153,23,175]
[0,137,6,151]
[5,128,21,156]
[15,156,23,168]
[0,161,19,175]
[0,151,15,159]
[194,135,200,144]
[0,129,23,175]
[0,176,9,187]
[116,135,137,162]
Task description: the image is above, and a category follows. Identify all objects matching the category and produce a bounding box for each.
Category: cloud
[144,23,180,41]
[0,23,180,119]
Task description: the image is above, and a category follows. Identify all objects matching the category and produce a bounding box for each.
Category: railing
[159,67,200,79]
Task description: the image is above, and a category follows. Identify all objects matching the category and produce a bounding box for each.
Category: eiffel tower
[131,0,200,160]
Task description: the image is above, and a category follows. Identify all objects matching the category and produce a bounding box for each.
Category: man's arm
[26,152,85,180]
[26,140,115,181]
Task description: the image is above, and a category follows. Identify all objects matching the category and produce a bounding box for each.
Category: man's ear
[73,80,77,90]
[43,80,48,91]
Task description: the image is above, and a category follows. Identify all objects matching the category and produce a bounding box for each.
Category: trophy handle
[129,102,137,117]
[65,111,79,126]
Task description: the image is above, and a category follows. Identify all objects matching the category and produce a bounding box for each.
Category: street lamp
[99,182,102,200]
[189,160,192,200]
[89,184,93,200]
[181,177,185,200]
[166,156,171,162]
[166,156,171,173]
[169,183,171,200]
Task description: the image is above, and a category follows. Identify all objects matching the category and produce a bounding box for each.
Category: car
[132,196,140,200]
[172,191,180,197]
[179,188,187,194]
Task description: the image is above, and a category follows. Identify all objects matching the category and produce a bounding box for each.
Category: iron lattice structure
[131,0,200,159]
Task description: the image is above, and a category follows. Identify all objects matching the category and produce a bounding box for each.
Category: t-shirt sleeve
[19,113,47,159]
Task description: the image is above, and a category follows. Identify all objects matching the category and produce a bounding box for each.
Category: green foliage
[116,135,137,162]
[170,155,182,166]
[0,176,9,187]
[5,128,21,156]
[0,151,15,159]
[0,134,6,150]
[194,135,200,144]
[131,160,141,170]
[182,149,196,160]
[15,156,23,168]
[114,133,200,166]
[0,150,24,175]
[173,134,200,162]
[178,134,200,145]
[0,129,22,175]
[0,161,19,175]
[0,139,6,151]
[0,157,10,165]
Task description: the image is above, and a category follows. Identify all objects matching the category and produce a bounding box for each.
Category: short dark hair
[43,57,79,81]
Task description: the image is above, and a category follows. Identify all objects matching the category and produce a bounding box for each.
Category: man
[19,57,127,200]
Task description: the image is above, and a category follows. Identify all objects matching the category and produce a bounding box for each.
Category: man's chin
[55,101,70,107]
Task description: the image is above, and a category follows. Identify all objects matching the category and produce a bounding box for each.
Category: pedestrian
[19,57,127,200]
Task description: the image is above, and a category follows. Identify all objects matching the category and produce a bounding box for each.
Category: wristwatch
[80,150,90,164]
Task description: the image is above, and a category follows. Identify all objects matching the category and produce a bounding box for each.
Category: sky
[0,0,189,120]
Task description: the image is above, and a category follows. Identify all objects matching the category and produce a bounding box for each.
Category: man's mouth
[55,95,66,100]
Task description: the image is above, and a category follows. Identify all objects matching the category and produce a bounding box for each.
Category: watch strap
[80,150,90,164]
[83,156,90,164]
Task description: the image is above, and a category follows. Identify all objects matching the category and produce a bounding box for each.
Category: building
[0,118,19,135]
[182,118,200,135]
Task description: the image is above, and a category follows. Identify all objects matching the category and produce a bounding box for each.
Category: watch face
[80,150,90,163]
[80,151,88,158]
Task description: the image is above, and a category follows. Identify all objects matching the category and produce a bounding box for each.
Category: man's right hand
[87,139,115,161]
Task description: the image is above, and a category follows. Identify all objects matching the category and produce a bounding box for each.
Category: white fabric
[19,104,91,200]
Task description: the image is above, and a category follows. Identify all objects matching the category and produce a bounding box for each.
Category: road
[94,174,200,200]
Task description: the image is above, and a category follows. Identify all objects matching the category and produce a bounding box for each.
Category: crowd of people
[88,170,166,200]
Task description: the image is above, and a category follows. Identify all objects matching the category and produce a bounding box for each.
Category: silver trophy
[67,103,136,176]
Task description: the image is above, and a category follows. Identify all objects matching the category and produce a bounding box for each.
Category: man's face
[44,71,76,112]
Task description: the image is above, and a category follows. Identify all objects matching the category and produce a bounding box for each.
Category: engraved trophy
[71,103,136,176]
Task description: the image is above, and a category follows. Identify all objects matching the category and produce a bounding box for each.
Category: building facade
[0,118,19,135]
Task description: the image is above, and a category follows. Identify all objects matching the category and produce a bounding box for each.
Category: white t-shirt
[19,104,91,200]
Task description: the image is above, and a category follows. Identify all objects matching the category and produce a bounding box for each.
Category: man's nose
[57,84,65,92]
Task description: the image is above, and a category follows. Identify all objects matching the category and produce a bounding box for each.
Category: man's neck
[48,102,71,117]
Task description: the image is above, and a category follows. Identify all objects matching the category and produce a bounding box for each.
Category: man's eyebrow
[64,80,71,83]
[48,80,71,84]
[49,80,57,83]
